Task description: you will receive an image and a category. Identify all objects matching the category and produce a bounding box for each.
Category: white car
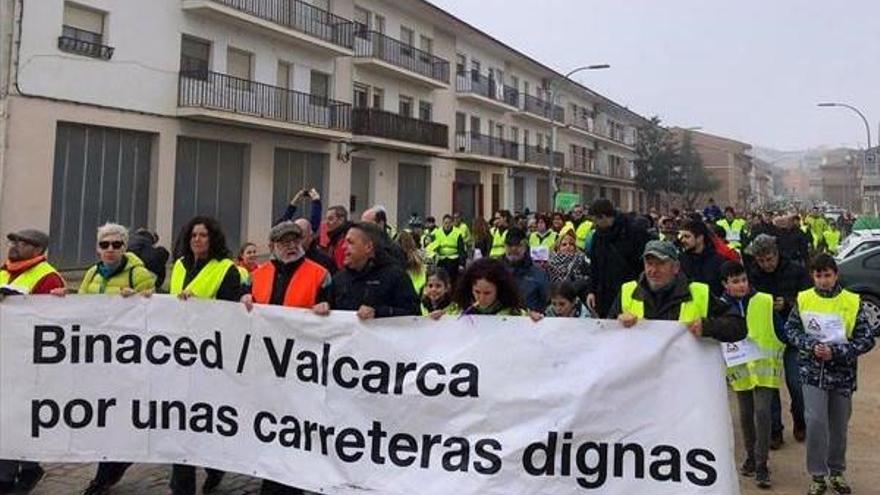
[836,229,880,261]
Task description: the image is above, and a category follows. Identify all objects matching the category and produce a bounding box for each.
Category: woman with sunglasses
[74,223,156,495]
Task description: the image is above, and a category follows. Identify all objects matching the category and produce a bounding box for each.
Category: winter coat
[784,286,876,395]
[587,213,651,318]
[607,273,747,342]
[505,256,549,312]
[329,257,419,316]
[127,231,170,289]
[680,243,727,296]
[748,257,812,324]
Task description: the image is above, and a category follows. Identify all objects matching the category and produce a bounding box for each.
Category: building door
[350,157,372,218]
[49,123,153,268]
[536,178,550,212]
[453,169,482,221]
[173,137,246,251]
[272,148,327,223]
[398,164,430,227]
[491,173,502,214]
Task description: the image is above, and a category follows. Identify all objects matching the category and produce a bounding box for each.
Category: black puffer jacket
[330,257,419,317]
[680,243,727,296]
[587,213,651,318]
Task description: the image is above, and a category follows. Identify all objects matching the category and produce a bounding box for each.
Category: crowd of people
[0,189,874,495]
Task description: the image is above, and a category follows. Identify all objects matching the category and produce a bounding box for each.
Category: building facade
[0,0,647,269]
[679,130,753,212]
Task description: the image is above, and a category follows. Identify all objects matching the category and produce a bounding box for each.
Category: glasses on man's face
[98,241,125,250]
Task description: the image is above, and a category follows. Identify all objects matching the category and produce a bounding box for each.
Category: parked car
[836,229,880,261]
[838,245,880,336]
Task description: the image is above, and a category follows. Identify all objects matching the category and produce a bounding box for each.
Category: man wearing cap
[503,227,549,316]
[0,229,64,494]
[608,240,746,343]
[242,222,331,313]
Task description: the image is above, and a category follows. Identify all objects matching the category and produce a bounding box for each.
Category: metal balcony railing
[525,145,564,167]
[455,72,519,108]
[568,112,596,133]
[206,0,355,49]
[58,26,114,60]
[178,70,351,131]
[570,153,596,173]
[522,94,564,121]
[352,107,448,148]
[455,132,519,160]
[354,30,450,84]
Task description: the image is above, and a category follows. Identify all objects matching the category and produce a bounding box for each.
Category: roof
[416,0,652,126]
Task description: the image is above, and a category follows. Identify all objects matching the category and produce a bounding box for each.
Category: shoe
[202,470,224,494]
[755,466,771,489]
[82,481,111,495]
[0,481,14,495]
[740,458,756,477]
[12,466,44,493]
[770,433,784,450]
[828,473,852,494]
[807,476,827,495]
[794,423,807,442]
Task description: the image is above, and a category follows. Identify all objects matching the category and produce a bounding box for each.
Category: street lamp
[548,64,610,208]
[817,102,874,213]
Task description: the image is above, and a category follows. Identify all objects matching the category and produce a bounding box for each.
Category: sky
[427,0,880,151]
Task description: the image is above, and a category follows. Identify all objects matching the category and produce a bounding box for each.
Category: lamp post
[817,102,874,213]
[548,64,610,209]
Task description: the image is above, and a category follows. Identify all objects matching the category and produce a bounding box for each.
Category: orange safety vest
[250,259,328,308]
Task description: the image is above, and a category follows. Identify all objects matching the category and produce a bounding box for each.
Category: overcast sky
[427,0,880,151]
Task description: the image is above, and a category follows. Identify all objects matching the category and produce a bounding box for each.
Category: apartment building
[673,129,754,212]
[0,0,647,269]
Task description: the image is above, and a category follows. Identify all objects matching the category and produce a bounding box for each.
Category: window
[354,7,371,36]
[471,59,481,81]
[456,54,466,76]
[374,14,386,34]
[399,95,413,117]
[418,101,433,121]
[227,47,252,81]
[470,116,481,136]
[180,35,210,73]
[353,84,369,108]
[277,61,292,89]
[511,126,519,144]
[310,70,330,101]
[455,112,466,134]
[372,87,384,110]
[62,3,104,45]
[419,35,433,54]
[400,27,414,58]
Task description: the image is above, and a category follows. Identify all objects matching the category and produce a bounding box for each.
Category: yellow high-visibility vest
[489,227,508,258]
[620,280,709,322]
[0,261,59,294]
[726,292,785,391]
[823,230,841,254]
[432,228,463,259]
[575,220,593,250]
[797,288,860,340]
[169,258,235,299]
[529,231,557,250]
[716,218,746,248]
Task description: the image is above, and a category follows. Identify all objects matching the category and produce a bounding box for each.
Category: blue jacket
[505,256,549,312]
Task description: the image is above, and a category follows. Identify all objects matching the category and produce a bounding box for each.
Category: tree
[677,130,720,209]
[634,116,681,207]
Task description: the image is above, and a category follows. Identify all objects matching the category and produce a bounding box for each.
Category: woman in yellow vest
[528,214,557,263]
[398,231,427,296]
[784,254,874,495]
[718,261,783,489]
[74,223,156,494]
[169,216,241,495]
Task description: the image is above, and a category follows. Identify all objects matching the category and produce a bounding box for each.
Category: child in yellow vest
[785,254,875,495]
[718,261,784,489]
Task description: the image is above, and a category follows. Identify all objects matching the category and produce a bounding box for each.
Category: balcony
[353,31,450,89]
[177,70,352,138]
[352,107,448,152]
[570,153,597,174]
[567,112,596,134]
[57,27,114,60]
[524,145,564,168]
[517,94,564,124]
[455,72,519,112]
[181,0,355,55]
[455,132,519,164]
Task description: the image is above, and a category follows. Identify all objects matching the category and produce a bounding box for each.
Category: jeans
[784,346,806,429]
[737,387,775,467]
[803,385,852,476]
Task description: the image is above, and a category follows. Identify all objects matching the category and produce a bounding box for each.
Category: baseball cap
[642,240,679,261]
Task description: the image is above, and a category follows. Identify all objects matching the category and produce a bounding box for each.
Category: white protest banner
[0,295,739,494]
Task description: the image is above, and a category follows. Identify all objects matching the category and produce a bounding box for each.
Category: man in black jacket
[747,234,812,448]
[679,219,727,296]
[608,240,747,343]
[586,199,652,318]
[314,222,419,318]
[770,214,810,266]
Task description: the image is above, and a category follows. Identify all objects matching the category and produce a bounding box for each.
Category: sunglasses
[98,241,125,250]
